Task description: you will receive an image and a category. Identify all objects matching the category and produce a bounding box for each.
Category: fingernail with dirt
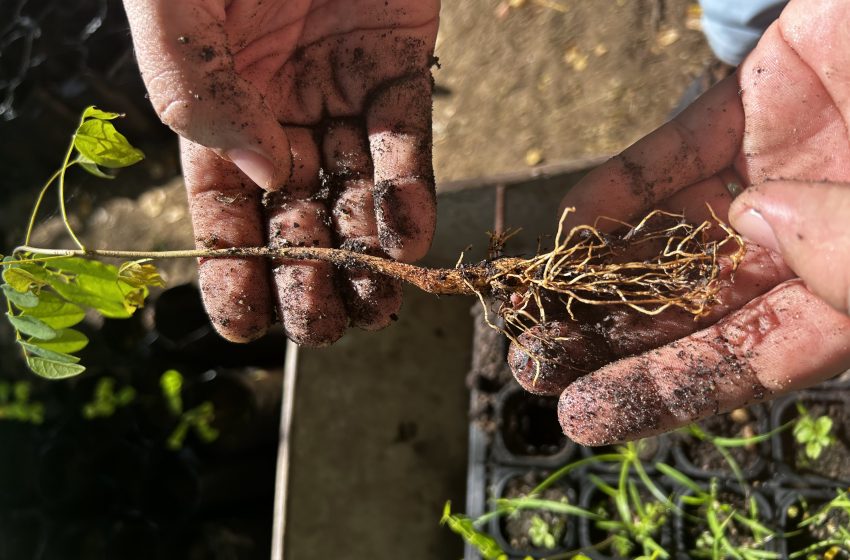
[227,149,274,189]
[730,208,780,253]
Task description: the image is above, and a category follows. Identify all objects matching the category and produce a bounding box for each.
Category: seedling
[528,515,563,549]
[0,381,44,424]
[160,369,219,450]
[82,377,136,419]
[788,489,850,559]
[589,469,670,558]
[440,501,512,560]
[793,403,835,461]
[1,106,745,380]
[657,466,778,560]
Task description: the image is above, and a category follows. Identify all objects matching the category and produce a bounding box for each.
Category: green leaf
[74,119,144,168]
[118,261,165,289]
[21,292,85,328]
[49,280,133,319]
[30,329,89,353]
[806,442,822,460]
[1,285,39,308]
[18,341,80,363]
[656,463,704,494]
[77,157,115,179]
[2,267,46,293]
[26,357,85,379]
[794,423,814,442]
[43,256,118,279]
[39,257,142,317]
[81,106,122,121]
[815,416,833,435]
[440,501,506,560]
[6,313,57,340]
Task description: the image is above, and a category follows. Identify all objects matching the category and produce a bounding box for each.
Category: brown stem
[14,245,487,296]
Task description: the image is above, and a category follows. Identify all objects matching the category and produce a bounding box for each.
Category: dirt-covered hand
[122,0,439,344]
[508,0,850,445]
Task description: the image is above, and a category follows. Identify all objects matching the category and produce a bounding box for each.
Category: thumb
[122,0,290,190]
[729,180,850,314]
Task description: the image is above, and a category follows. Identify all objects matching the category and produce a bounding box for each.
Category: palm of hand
[513,0,850,446]
[128,0,440,344]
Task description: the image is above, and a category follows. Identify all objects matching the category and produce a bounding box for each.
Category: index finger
[560,75,745,227]
[558,279,850,446]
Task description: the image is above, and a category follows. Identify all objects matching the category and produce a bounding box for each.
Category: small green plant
[82,377,136,419]
[793,403,835,461]
[788,489,850,559]
[588,455,671,559]
[440,430,795,560]
[528,515,562,550]
[160,369,219,450]
[657,466,778,560]
[1,106,162,379]
[440,501,511,560]
[0,381,44,424]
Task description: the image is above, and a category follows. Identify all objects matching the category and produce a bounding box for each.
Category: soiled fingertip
[273,264,348,347]
[198,261,273,343]
[508,322,606,396]
[558,367,670,446]
[375,178,436,262]
[343,273,403,331]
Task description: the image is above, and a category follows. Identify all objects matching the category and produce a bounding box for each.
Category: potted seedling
[665,469,778,560]
[778,488,850,559]
[578,473,673,559]
[771,393,850,486]
[672,406,782,484]
[492,470,579,556]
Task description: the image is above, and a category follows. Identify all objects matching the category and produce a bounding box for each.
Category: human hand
[122,0,439,344]
[508,0,850,445]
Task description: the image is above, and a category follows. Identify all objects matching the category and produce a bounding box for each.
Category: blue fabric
[699,0,788,65]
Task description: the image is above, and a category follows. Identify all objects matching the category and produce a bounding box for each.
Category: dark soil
[500,389,568,457]
[500,472,574,553]
[677,406,766,477]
